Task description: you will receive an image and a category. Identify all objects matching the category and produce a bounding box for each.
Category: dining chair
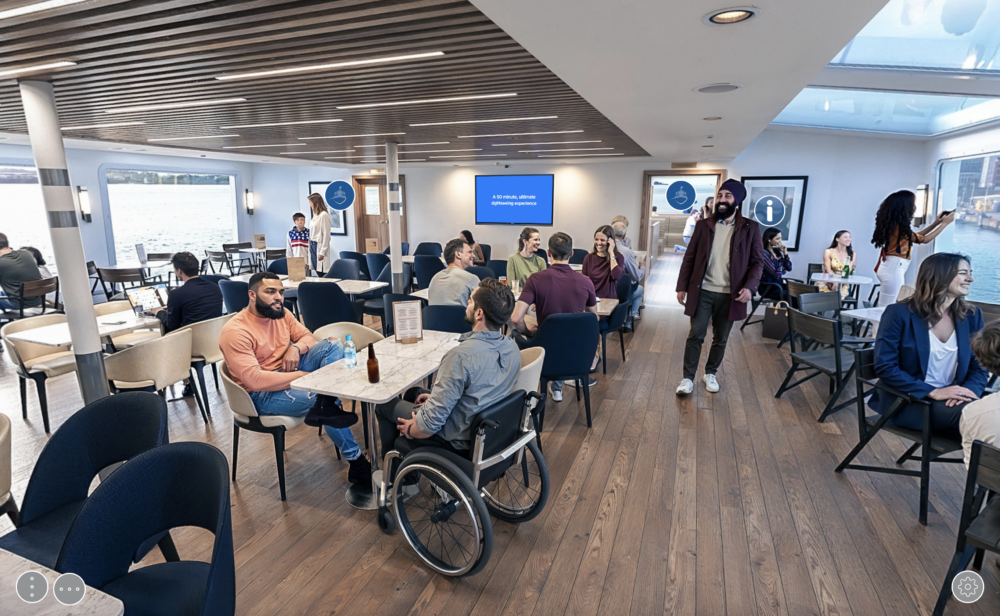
[414,255,446,290]
[414,242,443,257]
[204,250,231,275]
[569,249,588,265]
[55,442,234,616]
[534,249,548,264]
[0,277,59,324]
[145,253,174,286]
[381,293,425,338]
[382,242,410,256]
[479,243,492,263]
[516,347,546,450]
[599,283,632,375]
[1,315,78,433]
[422,305,472,334]
[466,266,495,281]
[339,251,370,280]
[366,253,390,283]
[486,259,508,280]
[86,261,102,297]
[0,413,17,525]
[175,314,235,419]
[222,242,254,275]
[297,282,360,330]
[97,267,145,301]
[267,258,288,275]
[328,258,361,280]
[0,392,172,568]
[93,300,162,349]
[218,280,250,314]
[797,291,871,346]
[264,248,287,267]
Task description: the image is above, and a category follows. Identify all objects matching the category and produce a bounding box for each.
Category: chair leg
[18,376,26,420]
[538,379,548,433]
[774,362,798,399]
[575,379,581,401]
[0,493,19,527]
[602,333,607,375]
[817,372,853,423]
[973,548,985,570]
[157,532,180,562]
[30,373,50,433]
[231,424,240,481]
[620,328,627,362]
[211,363,220,390]
[193,361,211,422]
[919,427,932,526]
[335,445,341,460]
[932,546,977,616]
[273,428,288,501]
[582,375,592,428]
[896,442,921,465]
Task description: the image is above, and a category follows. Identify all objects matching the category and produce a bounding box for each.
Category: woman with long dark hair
[872,253,988,438]
[506,227,546,285]
[821,230,856,299]
[582,224,624,299]
[460,230,485,265]
[307,193,331,274]
[759,228,791,300]
[872,190,954,306]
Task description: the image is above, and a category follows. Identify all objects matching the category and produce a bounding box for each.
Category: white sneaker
[676,378,694,396]
[703,374,720,393]
[549,382,563,402]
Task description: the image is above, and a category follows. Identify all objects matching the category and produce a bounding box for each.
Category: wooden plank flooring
[1,254,998,615]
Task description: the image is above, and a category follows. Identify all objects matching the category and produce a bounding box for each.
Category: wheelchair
[375,390,549,577]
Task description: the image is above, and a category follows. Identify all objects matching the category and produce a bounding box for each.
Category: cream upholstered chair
[517,348,546,449]
[0,413,17,525]
[220,362,312,501]
[897,284,916,303]
[311,322,384,434]
[104,329,197,416]
[93,300,161,348]
[1,315,78,433]
[175,313,234,421]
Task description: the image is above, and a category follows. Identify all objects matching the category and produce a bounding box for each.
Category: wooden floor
[2,254,999,615]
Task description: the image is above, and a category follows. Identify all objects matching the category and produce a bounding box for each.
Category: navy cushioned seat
[101,562,211,616]
[0,501,85,568]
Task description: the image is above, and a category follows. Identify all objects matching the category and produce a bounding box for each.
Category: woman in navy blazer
[873,253,989,439]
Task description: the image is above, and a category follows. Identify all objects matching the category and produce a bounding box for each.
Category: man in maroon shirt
[511,232,599,401]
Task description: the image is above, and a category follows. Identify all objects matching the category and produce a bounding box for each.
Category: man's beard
[714,202,736,220]
[255,296,285,319]
[464,309,475,326]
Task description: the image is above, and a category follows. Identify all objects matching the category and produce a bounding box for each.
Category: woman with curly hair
[871,190,954,307]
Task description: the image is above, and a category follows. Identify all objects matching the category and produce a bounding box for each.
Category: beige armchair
[104,329,193,410]
[897,284,916,303]
[0,413,17,525]
[1,315,78,433]
[93,300,161,348]
[220,362,310,501]
[311,322,384,434]
[175,313,234,422]
[517,347,545,393]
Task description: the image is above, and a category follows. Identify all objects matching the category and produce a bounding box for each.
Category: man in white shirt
[428,238,479,306]
[961,321,1000,467]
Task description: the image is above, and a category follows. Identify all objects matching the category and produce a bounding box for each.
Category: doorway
[352,175,408,253]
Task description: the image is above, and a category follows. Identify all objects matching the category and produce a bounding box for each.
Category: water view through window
[106,170,238,264]
[0,164,54,265]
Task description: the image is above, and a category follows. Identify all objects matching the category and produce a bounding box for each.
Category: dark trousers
[375,387,467,462]
[683,289,735,380]
[888,399,966,441]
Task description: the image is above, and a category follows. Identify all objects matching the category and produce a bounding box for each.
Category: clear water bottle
[344,334,357,369]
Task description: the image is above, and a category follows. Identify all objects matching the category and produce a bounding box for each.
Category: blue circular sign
[665,180,696,211]
[752,195,786,227]
[325,181,355,211]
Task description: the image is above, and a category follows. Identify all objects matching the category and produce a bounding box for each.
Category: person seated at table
[961,319,1000,467]
[429,238,479,307]
[460,230,486,265]
[507,227,546,286]
[873,253,989,440]
[610,215,632,248]
[611,222,644,331]
[20,246,57,306]
[0,232,42,313]
[286,212,310,260]
[219,271,371,485]
[820,230,856,300]
[583,225,624,300]
[375,278,520,466]
[511,232,598,401]
[152,252,223,333]
[760,228,792,301]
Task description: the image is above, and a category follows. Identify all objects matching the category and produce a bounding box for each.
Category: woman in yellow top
[820,230,857,299]
[506,227,546,285]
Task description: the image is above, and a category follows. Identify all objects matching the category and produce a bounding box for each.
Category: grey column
[19,80,110,404]
[385,141,405,294]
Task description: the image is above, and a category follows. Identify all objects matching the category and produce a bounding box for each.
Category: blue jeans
[629,286,644,318]
[0,298,14,311]
[249,339,361,460]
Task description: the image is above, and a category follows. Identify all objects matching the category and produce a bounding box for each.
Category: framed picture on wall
[739,176,808,251]
[308,181,348,236]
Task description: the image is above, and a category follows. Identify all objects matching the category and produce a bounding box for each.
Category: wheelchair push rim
[480,440,549,523]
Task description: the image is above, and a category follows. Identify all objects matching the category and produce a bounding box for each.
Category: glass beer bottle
[367,343,380,383]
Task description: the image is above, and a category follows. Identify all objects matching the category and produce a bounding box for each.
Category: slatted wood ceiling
[0,0,647,163]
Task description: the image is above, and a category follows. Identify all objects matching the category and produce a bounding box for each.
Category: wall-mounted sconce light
[245,189,254,215]
[914,184,929,222]
[77,186,92,222]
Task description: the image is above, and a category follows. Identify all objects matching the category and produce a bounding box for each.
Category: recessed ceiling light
[458,130,583,138]
[0,0,90,20]
[216,51,445,80]
[148,134,239,142]
[222,143,305,149]
[703,117,723,121]
[62,121,145,131]
[299,132,405,140]
[279,150,355,155]
[219,119,342,129]
[695,83,742,94]
[410,116,557,127]
[109,147,127,151]
[428,154,508,158]
[517,148,614,153]
[536,153,625,157]
[336,93,517,110]
[356,142,450,147]
[0,61,75,78]
[389,148,481,154]
[703,7,760,26]
[492,140,601,146]
[105,98,246,114]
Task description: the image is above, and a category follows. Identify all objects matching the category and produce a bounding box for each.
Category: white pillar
[385,141,405,293]
[19,80,109,403]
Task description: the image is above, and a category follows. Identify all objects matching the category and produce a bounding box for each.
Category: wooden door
[352,175,407,253]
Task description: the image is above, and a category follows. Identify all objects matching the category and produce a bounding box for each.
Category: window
[105,169,238,264]
[0,164,54,264]
[934,154,1000,304]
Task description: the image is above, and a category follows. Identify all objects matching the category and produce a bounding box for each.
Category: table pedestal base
[346,484,378,510]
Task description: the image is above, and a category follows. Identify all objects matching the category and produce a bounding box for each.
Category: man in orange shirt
[219,272,370,485]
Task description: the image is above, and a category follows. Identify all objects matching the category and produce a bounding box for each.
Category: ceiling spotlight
[703,7,760,26]
[695,83,742,94]
[703,117,723,121]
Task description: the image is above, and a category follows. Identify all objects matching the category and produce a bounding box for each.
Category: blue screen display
[475,175,554,225]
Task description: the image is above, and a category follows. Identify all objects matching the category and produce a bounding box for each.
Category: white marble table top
[596,298,619,317]
[0,547,124,615]
[842,306,885,324]
[373,330,460,364]
[228,273,289,283]
[238,247,286,253]
[291,348,440,404]
[282,277,342,290]
[100,261,170,271]
[401,255,446,265]
[337,280,389,295]
[6,311,161,348]
[811,273,873,285]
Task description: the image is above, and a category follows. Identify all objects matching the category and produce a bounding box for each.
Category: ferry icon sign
[665,181,696,212]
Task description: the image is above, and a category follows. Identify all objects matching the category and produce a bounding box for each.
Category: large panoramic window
[0,164,54,264]
[105,169,238,264]
[934,154,1000,305]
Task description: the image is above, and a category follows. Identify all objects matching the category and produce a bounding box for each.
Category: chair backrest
[897,284,915,302]
[382,293,424,336]
[1,314,71,366]
[19,277,59,314]
[787,308,840,350]
[176,313,234,364]
[807,263,824,279]
[970,441,1000,493]
[93,300,132,317]
[969,300,1000,324]
[297,282,358,330]
[853,347,877,381]
[527,313,600,379]
[569,248,588,265]
[414,255,446,289]
[56,442,235,615]
[204,250,229,274]
[0,413,11,502]
[220,362,259,418]
[615,273,632,304]
[381,242,410,256]
[787,280,821,309]
[218,279,250,314]
[99,267,144,285]
[18,392,168,527]
[222,242,251,254]
[86,260,99,277]
[267,258,288,275]
[414,242,443,257]
[470,390,529,486]
[422,305,472,334]
[313,321,384,349]
[466,266,495,281]
[105,329,193,390]
[366,253,390,282]
[200,274,228,287]
[328,258,361,280]
[797,291,842,318]
[479,243,492,262]
[605,298,631,331]
[339,251,370,279]
[534,249,548,264]
[516,347,545,393]
[265,248,286,261]
[486,259,508,279]
[146,252,173,262]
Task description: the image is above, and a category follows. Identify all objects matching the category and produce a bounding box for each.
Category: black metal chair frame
[0,277,60,324]
[739,280,786,331]
[222,243,254,275]
[98,267,147,301]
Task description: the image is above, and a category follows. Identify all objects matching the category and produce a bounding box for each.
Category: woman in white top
[961,321,1000,467]
[307,193,331,275]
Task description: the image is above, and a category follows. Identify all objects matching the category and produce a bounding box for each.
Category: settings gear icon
[957,575,979,598]
[952,570,985,603]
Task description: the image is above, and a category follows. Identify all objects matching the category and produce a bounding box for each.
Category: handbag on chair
[762,301,790,340]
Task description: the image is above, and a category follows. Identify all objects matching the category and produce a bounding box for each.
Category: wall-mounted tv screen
[475,174,554,225]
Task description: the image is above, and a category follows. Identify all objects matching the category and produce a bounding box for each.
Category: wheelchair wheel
[480,440,549,523]
[393,452,492,577]
[377,506,395,534]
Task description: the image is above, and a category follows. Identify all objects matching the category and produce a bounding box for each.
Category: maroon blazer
[676,210,766,321]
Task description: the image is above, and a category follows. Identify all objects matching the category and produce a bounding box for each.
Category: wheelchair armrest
[478,419,500,433]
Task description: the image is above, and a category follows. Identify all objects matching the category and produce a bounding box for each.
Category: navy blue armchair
[414,242,443,257]
[366,253,390,283]
[414,255,446,290]
[569,249,588,265]
[218,280,249,314]
[298,281,360,330]
[328,258,361,280]
[467,266,495,281]
[339,251,370,280]
[486,259,508,280]
[267,258,288,276]
[422,305,472,334]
